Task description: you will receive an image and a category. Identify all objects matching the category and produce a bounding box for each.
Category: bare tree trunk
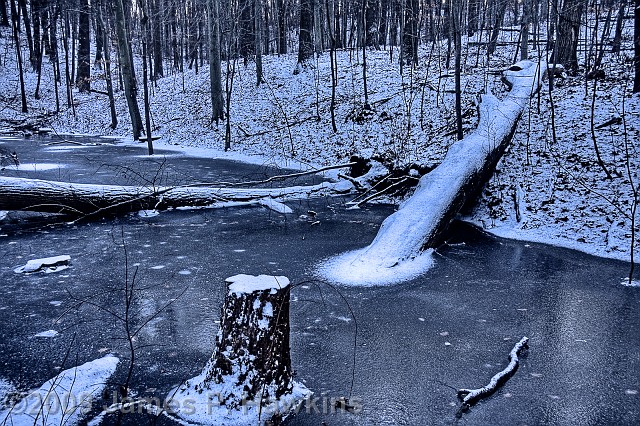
[520,0,531,60]
[76,0,91,92]
[468,0,480,36]
[0,174,358,217]
[17,0,34,68]
[294,0,314,73]
[554,0,583,72]
[365,0,379,47]
[113,0,144,139]
[255,0,264,85]
[635,0,640,92]
[488,0,508,55]
[151,0,163,78]
[208,0,224,123]
[612,0,626,53]
[0,0,9,27]
[96,0,117,129]
[453,0,463,140]
[94,2,104,67]
[325,0,338,132]
[142,17,154,155]
[277,0,287,54]
[401,0,419,66]
[10,0,27,113]
[31,0,43,72]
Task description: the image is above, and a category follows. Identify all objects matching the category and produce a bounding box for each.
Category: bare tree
[554,0,583,72]
[255,0,264,85]
[113,0,144,139]
[0,0,9,26]
[401,0,419,67]
[634,0,640,92]
[294,0,314,73]
[9,0,27,113]
[76,0,91,92]
[208,0,224,123]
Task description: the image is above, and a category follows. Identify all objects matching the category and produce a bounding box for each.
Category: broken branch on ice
[457,337,529,410]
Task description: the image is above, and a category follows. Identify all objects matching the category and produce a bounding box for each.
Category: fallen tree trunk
[320,61,546,285]
[0,162,386,217]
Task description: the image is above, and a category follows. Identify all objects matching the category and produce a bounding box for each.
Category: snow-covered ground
[0,15,638,266]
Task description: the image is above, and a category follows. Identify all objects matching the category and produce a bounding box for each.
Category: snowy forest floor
[0,23,639,266]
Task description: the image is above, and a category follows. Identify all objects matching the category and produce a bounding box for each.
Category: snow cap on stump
[226,274,290,295]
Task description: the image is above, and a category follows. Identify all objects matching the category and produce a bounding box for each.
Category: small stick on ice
[457,337,529,408]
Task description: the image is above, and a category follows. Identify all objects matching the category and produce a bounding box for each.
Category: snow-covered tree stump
[169,274,309,425]
[201,274,293,403]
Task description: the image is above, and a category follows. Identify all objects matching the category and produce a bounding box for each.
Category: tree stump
[170,274,308,425]
[198,274,293,406]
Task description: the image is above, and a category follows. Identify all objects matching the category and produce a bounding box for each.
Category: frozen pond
[0,136,638,425]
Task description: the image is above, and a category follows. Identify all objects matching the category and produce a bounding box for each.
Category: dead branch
[457,337,529,410]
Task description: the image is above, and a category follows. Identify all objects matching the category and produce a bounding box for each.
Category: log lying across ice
[0,162,391,217]
[458,337,529,408]
[168,274,309,425]
[0,176,349,216]
[320,61,546,285]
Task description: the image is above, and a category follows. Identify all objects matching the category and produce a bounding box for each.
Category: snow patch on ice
[317,247,435,286]
[12,163,67,171]
[34,330,59,338]
[621,279,640,288]
[14,255,71,274]
[138,209,160,218]
[0,355,119,426]
[257,198,293,214]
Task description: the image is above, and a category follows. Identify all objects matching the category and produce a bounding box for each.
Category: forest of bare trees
[1,0,638,139]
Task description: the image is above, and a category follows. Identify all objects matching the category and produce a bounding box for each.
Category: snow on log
[0,162,387,218]
[168,274,309,425]
[457,337,529,408]
[319,61,546,286]
[0,355,119,426]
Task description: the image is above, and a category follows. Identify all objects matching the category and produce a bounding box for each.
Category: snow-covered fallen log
[0,355,119,426]
[0,163,386,218]
[319,61,546,286]
[457,337,529,408]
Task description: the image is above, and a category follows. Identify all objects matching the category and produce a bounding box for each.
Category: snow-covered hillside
[0,20,638,265]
